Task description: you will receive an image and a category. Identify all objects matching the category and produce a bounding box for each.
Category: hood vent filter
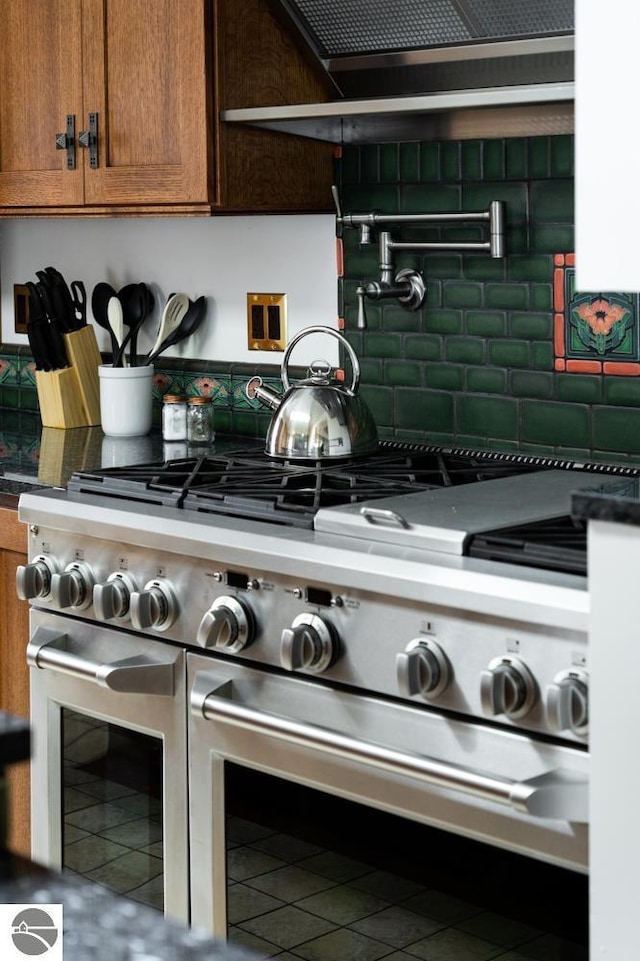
[285,0,573,58]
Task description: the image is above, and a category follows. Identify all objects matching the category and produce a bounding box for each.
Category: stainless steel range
[17,442,621,942]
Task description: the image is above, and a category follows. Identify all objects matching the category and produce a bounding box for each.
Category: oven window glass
[224,764,588,961]
[61,709,164,911]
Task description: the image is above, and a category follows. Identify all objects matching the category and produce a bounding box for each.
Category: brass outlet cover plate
[14,284,30,334]
[247,293,287,352]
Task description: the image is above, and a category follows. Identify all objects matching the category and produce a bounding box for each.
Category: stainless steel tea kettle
[245,326,378,459]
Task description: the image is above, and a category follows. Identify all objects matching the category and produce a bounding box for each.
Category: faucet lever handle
[331,185,343,223]
[356,286,368,330]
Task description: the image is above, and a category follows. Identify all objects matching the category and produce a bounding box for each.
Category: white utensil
[148,293,189,359]
[107,296,127,367]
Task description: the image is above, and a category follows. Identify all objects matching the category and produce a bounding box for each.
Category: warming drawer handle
[360,506,410,528]
[27,626,175,695]
[191,676,588,823]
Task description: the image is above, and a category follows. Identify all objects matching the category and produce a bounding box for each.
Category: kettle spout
[245,376,282,411]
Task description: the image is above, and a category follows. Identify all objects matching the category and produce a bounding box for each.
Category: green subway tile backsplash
[466,312,506,338]
[467,368,506,394]
[603,377,640,407]
[592,408,640,453]
[405,334,442,361]
[424,364,465,391]
[487,341,530,368]
[529,181,575,223]
[556,374,603,405]
[510,370,554,399]
[396,388,454,433]
[384,360,421,387]
[461,140,482,180]
[445,338,485,366]
[509,313,553,340]
[505,139,527,180]
[457,394,518,440]
[524,401,590,448]
[336,132,640,463]
[425,310,463,335]
[442,283,483,309]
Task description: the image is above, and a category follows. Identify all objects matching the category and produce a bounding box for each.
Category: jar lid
[163,394,186,403]
[188,395,211,405]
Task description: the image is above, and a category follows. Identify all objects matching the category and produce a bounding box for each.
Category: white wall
[576,0,640,290]
[0,215,339,366]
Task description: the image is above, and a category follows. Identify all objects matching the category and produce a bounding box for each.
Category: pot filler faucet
[332,186,506,329]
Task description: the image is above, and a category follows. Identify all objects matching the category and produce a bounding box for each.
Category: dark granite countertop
[572,475,640,527]
[0,412,261,499]
[0,852,259,960]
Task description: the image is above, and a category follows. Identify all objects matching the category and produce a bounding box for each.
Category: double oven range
[16,441,624,944]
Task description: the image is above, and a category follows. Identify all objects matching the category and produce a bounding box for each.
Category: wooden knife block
[35,326,102,429]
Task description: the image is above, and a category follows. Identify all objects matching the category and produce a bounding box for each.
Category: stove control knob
[93,573,138,622]
[16,554,59,601]
[480,656,537,720]
[197,596,255,652]
[546,669,589,737]
[130,579,178,632]
[397,638,451,700]
[281,613,338,674]
[50,562,95,611]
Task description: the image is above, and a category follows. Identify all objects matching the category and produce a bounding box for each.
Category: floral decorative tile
[554,253,640,374]
[0,356,19,385]
[183,373,231,406]
[152,370,183,399]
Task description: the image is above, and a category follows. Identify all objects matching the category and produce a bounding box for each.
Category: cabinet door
[0,0,85,207]
[81,0,212,210]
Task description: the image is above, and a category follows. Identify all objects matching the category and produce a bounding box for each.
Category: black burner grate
[467,516,588,575]
[68,444,552,527]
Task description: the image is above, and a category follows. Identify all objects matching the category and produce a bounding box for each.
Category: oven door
[187,654,588,941]
[28,609,189,923]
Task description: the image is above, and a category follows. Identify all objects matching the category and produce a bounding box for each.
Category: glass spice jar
[162,394,187,441]
[187,396,213,445]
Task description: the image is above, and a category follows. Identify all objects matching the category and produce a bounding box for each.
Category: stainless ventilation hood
[222,0,574,143]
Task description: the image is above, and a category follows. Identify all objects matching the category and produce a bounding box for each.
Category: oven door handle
[27,626,175,695]
[192,675,588,823]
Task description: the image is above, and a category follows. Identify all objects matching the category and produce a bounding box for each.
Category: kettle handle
[281,326,360,395]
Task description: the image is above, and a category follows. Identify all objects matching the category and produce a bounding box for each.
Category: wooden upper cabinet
[0,0,335,215]
[0,0,84,207]
[81,0,211,209]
